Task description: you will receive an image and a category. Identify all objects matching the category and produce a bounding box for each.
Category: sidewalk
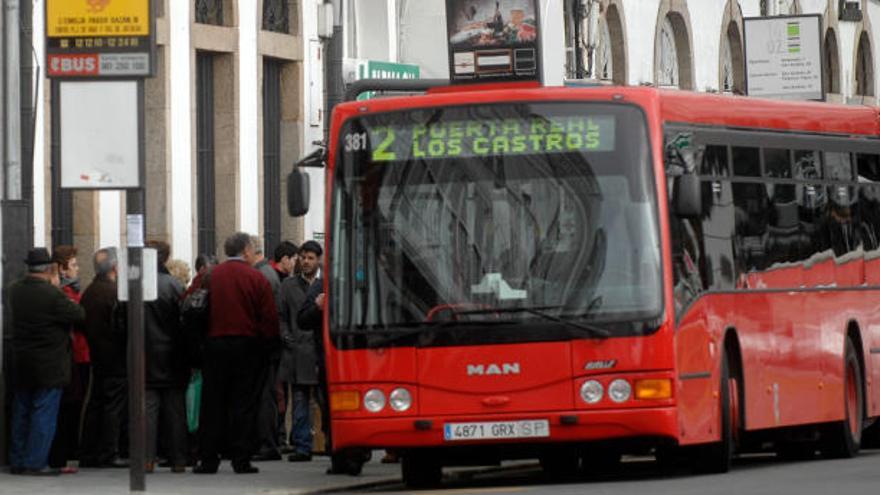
[0,455,401,495]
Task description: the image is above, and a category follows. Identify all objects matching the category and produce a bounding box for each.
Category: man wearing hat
[8,248,86,475]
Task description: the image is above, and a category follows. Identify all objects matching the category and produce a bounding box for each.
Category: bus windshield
[331,102,662,347]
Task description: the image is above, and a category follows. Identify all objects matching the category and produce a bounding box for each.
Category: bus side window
[857,154,880,254]
[856,153,880,183]
[732,147,760,177]
[733,182,770,273]
[699,145,729,176]
[764,148,792,178]
[824,152,854,182]
[794,150,821,180]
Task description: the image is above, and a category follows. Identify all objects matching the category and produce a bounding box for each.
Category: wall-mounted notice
[446,0,541,84]
[744,15,824,101]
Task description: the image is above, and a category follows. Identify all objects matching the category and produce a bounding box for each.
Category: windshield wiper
[333,319,513,348]
[456,306,611,339]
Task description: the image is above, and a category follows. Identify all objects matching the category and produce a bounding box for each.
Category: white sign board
[118,247,158,302]
[60,81,141,188]
[744,15,823,101]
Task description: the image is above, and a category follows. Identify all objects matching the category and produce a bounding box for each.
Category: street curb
[292,461,540,494]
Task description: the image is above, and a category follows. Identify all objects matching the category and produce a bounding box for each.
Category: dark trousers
[256,356,280,456]
[80,370,127,464]
[146,387,187,465]
[290,385,312,455]
[48,363,89,467]
[9,387,63,470]
[199,337,267,467]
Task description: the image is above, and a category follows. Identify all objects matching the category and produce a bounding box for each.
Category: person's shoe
[381,451,399,464]
[21,467,61,476]
[251,451,281,462]
[60,466,79,475]
[102,457,130,468]
[9,466,24,475]
[287,452,312,462]
[144,462,154,474]
[171,465,187,473]
[232,462,259,474]
[192,462,218,474]
[77,458,100,468]
[280,445,295,454]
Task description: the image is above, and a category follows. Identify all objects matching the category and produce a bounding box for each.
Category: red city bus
[290,85,880,487]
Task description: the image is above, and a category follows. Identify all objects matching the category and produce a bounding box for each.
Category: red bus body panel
[322,86,880,452]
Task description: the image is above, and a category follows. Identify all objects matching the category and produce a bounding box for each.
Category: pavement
[0,454,401,495]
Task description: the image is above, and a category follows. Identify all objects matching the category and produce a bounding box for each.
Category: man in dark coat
[78,247,129,468]
[144,240,188,472]
[194,232,279,475]
[250,236,283,462]
[8,248,86,475]
[279,241,322,462]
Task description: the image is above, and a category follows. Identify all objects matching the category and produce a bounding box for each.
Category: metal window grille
[263,0,290,34]
[195,0,224,26]
[263,60,283,255]
[196,53,216,256]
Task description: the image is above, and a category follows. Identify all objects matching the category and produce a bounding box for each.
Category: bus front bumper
[331,406,678,450]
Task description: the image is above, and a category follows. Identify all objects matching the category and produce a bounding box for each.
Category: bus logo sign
[584,360,617,370]
[467,363,521,376]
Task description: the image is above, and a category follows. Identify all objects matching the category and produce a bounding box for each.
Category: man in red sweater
[194,233,279,475]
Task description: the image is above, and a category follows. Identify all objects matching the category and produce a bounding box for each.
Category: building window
[656,16,679,88]
[195,0,224,26]
[721,22,744,94]
[760,0,800,16]
[263,60,283,254]
[196,53,216,256]
[263,0,290,34]
[855,31,874,97]
[824,29,840,95]
[597,18,613,81]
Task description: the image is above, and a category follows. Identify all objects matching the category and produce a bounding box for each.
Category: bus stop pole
[0,0,6,467]
[126,79,147,492]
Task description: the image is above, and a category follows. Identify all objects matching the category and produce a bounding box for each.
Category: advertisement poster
[446,0,541,83]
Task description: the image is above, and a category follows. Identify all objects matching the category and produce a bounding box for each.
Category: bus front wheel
[820,337,863,459]
[693,352,736,474]
[401,454,442,489]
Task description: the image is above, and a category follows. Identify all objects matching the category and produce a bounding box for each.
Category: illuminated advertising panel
[446,0,541,84]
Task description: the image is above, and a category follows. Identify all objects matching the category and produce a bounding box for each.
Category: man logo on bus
[467,363,521,376]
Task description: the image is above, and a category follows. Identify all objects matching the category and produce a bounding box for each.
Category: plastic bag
[186,371,202,433]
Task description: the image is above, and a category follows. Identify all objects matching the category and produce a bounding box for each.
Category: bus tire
[693,352,735,474]
[401,454,442,489]
[820,338,863,459]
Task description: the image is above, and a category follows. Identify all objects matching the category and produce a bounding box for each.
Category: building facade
[27,0,880,279]
[32,0,328,279]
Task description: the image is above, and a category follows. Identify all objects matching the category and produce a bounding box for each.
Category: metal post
[324,0,344,140]
[0,0,7,467]
[4,0,20,201]
[126,79,147,492]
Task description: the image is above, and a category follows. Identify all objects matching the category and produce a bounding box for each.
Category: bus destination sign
[446,0,542,84]
[348,115,616,163]
[45,0,155,78]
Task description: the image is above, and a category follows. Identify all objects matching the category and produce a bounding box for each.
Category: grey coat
[277,275,318,385]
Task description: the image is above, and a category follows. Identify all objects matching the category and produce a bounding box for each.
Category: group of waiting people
[6,232,327,475]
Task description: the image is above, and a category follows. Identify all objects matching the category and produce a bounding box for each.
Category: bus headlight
[389,388,412,412]
[608,379,632,403]
[580,380,604,404]
[363,389,386,412]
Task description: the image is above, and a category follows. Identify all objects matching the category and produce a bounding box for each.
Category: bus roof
[332,85,880,138]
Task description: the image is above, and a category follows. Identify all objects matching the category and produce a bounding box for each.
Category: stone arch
[823,1,842,99]
[854,30,874,97]
[719,0,745,94]
[602,0,628,85]
[654,0,695,90]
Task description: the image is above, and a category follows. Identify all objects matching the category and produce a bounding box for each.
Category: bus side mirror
[287,169,310,217]
[673,174,701,218]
